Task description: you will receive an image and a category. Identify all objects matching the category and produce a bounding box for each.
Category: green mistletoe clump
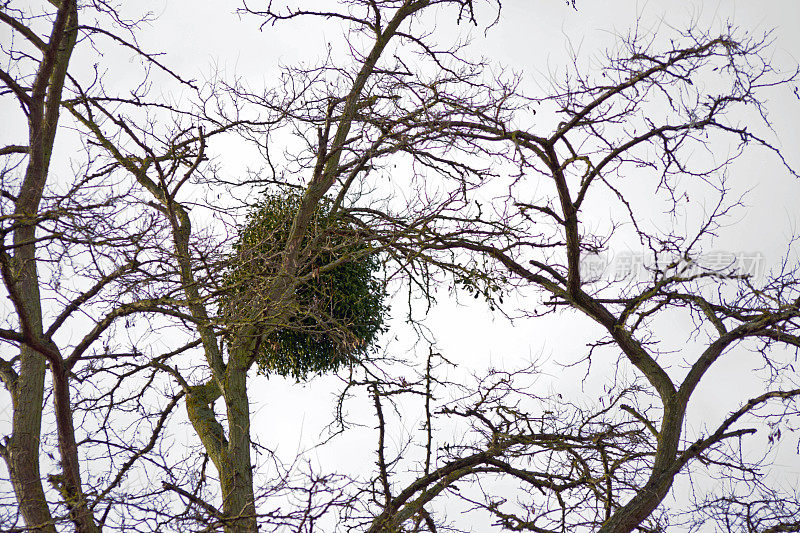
[222,193,386,379]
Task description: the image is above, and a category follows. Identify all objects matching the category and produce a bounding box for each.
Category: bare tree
[0,1,99,530]
[3,2,798,533]
[1,2,212,531]
[342,23,800,533]
[63,1,524,531]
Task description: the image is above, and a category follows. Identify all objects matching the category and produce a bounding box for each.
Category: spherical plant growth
[222,193,387,379]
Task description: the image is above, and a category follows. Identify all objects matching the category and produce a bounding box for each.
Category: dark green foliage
[222,193,386,379]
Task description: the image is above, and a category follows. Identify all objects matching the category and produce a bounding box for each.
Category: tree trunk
[598,401,686,533]
[0,2,100,531]
[4,346,55,533]
[221,350,257,533]
[184,358,257,532]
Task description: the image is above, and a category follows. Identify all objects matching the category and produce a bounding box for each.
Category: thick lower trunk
[221,352,257,533]
[598,401,685,533]
[3,2,81,529]
[219,453,257,533]
[185,363,257,533]
[3,345,56,533]
[596,469,675,533]
[5,225,56,532]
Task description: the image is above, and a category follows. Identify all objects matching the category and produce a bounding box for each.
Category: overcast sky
[157,0,800,504]
[71,0,800,490]
[1,0,798,529]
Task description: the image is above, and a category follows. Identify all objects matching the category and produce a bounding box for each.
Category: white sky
[1,0,799,529]
[185,0,799,523]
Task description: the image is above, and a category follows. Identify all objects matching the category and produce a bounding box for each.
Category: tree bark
[221,349,257,533]
[3,347,54,533]
[1,2,100,531]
